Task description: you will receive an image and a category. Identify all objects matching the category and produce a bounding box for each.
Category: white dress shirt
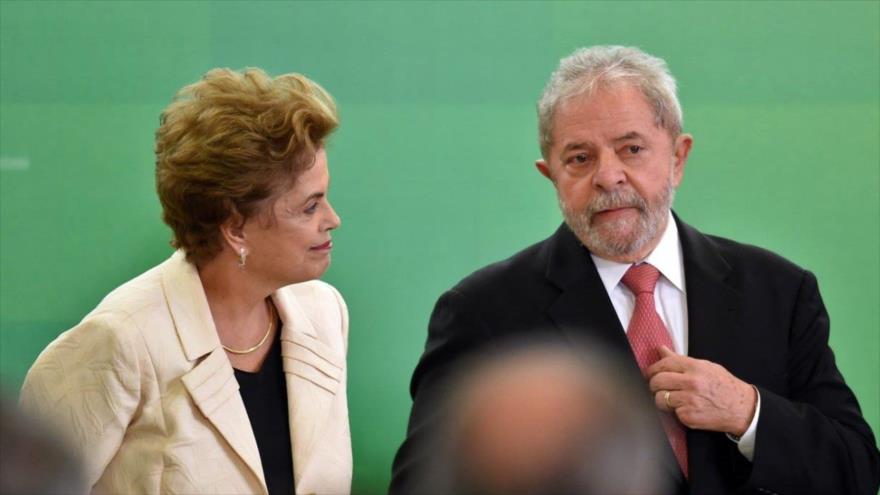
[590,211,759,462]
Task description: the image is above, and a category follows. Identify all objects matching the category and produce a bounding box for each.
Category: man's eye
[627,145,642,154]
[305,202,318,214]
[568,153,589,164]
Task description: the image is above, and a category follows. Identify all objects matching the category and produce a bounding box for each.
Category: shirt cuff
[726,385,760,462]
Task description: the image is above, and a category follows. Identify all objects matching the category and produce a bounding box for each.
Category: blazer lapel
[274,290,345,491]
[181,348,267,493]
[676,216,744,492]
[161,251,267,494]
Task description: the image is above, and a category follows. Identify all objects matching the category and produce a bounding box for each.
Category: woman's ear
[219,205,247,253]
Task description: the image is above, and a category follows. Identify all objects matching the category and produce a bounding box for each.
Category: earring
[238,247,248,269]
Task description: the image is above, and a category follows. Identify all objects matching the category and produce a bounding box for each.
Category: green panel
[1,1,214,104]
[1,2,878,494]
[206,1,553,105]
[549,1,879,104]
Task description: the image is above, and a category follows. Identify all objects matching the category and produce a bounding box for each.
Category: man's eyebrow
[613,131,644,142]
[561,141,591,153]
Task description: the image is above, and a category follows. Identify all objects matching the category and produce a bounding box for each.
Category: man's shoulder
[449,231,558,300]
[686,223,809,285]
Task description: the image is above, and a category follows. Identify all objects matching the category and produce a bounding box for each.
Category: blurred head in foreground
[422,338,669,495]
[0,394,85,495]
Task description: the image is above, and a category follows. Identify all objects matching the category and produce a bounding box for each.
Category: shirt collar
[591,210,686,294]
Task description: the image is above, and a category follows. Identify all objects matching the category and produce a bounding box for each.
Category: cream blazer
[20,251,352,495]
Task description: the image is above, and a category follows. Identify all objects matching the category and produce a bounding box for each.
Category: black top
[235,325,295,495]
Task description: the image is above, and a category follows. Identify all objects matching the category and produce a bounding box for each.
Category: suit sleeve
[19,314,144,491]
[390,289,492,495]
[746,271,880,494]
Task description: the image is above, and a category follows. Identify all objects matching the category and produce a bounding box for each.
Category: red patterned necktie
[621,263,689,479]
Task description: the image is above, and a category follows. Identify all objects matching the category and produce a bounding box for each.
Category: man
[391,46,879,494]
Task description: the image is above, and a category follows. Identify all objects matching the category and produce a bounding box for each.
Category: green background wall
[1,1,878,493]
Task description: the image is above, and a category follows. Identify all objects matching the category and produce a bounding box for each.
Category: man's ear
[671,133,693,187]
[535,159,553,181]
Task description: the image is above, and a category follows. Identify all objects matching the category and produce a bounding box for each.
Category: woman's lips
[311,240,333,251]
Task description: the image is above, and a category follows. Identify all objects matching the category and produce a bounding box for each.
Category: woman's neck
[197,251,278,371]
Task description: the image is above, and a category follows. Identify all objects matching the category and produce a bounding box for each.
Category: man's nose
[591,151,627,190]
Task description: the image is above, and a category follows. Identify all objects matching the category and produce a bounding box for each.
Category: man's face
[536,83,692,262]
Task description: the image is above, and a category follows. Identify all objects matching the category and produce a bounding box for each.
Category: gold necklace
[222,301,275,355]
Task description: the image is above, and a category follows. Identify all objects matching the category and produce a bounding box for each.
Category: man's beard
[560,177,675,260]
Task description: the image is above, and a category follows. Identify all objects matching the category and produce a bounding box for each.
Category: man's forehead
[553,114,656,146]
[558,82,651,117]
[551,88,664,147]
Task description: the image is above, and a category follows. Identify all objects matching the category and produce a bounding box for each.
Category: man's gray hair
[538,45,683,159]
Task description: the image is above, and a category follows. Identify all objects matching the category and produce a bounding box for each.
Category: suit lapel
[161,251,267,494]
[274,290,345,491]
[676,216,744,492]
[543,224,640,362]
[677,217,742,364]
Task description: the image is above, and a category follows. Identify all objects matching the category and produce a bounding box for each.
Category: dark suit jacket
[391,217,879,494]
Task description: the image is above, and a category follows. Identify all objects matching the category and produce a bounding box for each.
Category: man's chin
[581,224,644,259]
[586,239,639,259]
[563,212,644,258]
[589,217,639,242]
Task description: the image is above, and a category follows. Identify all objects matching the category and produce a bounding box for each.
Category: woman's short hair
[537,45,682,159]
[155,67,338,264]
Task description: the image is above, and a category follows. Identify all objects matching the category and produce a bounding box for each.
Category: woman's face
[242,148,340,287]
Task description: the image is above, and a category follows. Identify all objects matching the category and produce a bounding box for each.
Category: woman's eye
[305,202,318,214]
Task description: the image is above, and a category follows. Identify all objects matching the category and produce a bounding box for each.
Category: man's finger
[658,345,677,358]
[648,371,689,393]
[647,354,686,377]
[654,389,680,412]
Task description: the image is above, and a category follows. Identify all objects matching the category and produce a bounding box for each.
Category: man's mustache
[586,190,648,217]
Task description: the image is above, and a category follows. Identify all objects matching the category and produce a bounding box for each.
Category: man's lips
[595,206,637,216]
[311,240,333,251]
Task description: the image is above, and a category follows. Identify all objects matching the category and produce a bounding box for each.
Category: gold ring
[664,390,672,409]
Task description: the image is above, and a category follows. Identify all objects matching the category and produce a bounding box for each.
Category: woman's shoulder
[280,279,345,306]
[21,294,153,426]
[29,258,173,374]
[276,279,348,350]
[90,262,167,319]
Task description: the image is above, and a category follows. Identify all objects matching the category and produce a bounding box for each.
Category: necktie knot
[622,263,661,295]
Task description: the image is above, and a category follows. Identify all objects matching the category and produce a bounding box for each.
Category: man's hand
[647,346,757,436]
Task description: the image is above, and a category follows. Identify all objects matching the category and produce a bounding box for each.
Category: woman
[19,68,350,495]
